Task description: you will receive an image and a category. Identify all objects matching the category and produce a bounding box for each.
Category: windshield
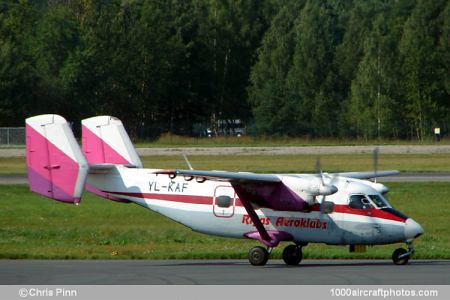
[368,194,391,208]
[349,194,373,210]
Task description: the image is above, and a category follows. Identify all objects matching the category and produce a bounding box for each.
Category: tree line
[0,0,448,140]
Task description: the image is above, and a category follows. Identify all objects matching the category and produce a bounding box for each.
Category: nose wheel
[282,244,303,265]
[392,242,414,265]
[392,248,409,265]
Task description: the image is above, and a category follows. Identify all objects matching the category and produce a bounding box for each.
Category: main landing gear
[248,246,270,266]
[248,243,306,266]
[392,242,414,265]
[282,244,303,265]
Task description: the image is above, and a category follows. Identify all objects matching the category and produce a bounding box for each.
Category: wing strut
[233,184,292,247]
[239,193,272,242]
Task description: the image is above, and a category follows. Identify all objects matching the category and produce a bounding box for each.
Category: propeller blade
[373,147,379,183]
[319,195,326,213]
[314,158,339,203]
[315,158,324,185]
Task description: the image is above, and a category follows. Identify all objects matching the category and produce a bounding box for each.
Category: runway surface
[0,175,27,184]
[1,259,449,285]
[2,145,450,157]
[2,172,450,184]
[378,172,450,182]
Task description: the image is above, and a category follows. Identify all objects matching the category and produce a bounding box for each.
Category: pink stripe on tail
[26,124,80,203]
[82,125,131,165]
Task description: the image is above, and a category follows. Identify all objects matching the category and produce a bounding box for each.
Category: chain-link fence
[0,127,25,145]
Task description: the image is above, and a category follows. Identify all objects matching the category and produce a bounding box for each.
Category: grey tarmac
[0,175,27,184]
[1,145,450,157]
[0,259,449,285]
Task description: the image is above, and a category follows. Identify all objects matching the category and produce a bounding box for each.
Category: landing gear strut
[248,246,270,266]
[392,242,414,265]
[282,244,303,265]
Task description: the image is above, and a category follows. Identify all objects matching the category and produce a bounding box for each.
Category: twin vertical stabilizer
[81,116,142,167]
[26,115,88,204]
[25,114,141,204]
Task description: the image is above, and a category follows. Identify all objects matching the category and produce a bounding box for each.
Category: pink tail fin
[81,116,142,167]
[26,115,88,204]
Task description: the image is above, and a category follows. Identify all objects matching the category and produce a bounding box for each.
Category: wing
[170,169,281,183]
[155,169,300,246]
[167,170,306,211]
[332,170,400,179]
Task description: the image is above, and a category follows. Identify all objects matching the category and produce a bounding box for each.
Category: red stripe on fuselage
[104,191,406,223]
[332,205,405,222]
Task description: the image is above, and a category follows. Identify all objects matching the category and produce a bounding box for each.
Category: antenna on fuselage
[182,153,194,170]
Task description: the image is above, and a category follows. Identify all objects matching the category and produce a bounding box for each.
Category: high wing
[170,169,281,183]
[169,169,307,212]
[332,170,400,179]
[156,169,303,246]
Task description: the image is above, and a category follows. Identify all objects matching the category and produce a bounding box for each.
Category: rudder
[26,115,88,204]
[81,116,142,167]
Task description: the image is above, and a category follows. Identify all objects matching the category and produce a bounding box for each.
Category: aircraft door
[213,185,236,218]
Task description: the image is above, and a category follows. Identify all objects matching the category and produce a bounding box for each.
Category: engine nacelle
[366,182,390,194]
[282,176,338,204]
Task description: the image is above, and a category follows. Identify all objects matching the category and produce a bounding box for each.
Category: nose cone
[329,185,338,194]
[404,218,424,241]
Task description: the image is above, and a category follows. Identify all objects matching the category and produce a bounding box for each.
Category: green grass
[0,157,26,175]
[2,153,450,175]
[0,183,449,259]
[135,133,450,147]
[2,134,450,149]
[141,153,450,173]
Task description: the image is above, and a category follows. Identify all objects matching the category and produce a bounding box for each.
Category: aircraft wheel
[282,244,303,265]
[392,248,409,265]
[248,246,269,266]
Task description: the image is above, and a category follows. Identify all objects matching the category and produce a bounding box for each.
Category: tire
[392,248,409,265]
[282,245,303,265]
[248,246,269,266]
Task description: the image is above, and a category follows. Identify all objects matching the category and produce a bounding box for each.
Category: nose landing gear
[392,242,415,265]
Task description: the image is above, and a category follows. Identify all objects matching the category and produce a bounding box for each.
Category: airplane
[25,114,424,266]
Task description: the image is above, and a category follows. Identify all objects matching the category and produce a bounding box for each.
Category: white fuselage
[87,166,408,246]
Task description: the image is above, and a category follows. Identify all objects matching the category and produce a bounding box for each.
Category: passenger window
[349,195,373,210]
[216,195,232,208]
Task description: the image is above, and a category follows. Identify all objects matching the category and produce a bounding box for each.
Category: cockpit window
[368,194,391,208]
[349,194,373,210]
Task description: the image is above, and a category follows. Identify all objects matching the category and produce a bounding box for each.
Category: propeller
[373,147,379,183]
[313,158,339,216]
[314,157,338,200]
[315,158,325,185]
